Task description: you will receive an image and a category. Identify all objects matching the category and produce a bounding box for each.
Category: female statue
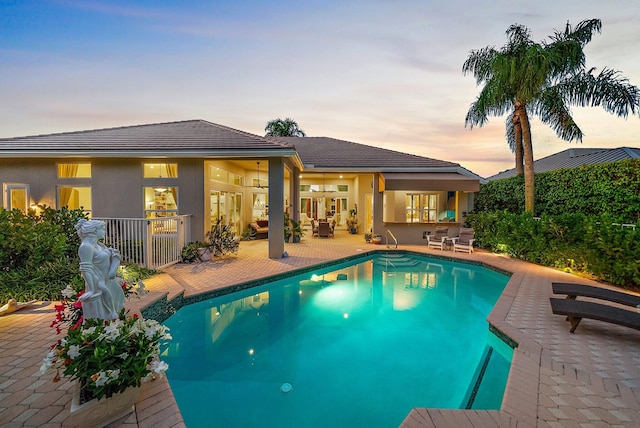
[75,219,125,320]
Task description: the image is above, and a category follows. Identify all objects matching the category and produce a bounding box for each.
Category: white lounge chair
[426,227,448,250]
[452,227,475,253]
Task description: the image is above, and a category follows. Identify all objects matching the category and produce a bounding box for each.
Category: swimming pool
[162,253,512,427]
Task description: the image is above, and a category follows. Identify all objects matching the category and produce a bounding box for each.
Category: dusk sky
[2,0,639,177]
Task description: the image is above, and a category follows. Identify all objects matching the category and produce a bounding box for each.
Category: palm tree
[264,118,306,137]
[463,19,640,213]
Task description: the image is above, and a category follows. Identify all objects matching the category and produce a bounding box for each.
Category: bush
[477,159,640,222]
[466,211,640,288]
[0,207,158,303]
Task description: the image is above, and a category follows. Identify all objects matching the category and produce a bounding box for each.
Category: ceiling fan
[246,161,268,189]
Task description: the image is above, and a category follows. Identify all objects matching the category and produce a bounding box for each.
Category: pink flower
[71,316,83,330]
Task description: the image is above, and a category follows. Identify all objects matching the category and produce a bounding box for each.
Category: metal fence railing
[94,215,192,269]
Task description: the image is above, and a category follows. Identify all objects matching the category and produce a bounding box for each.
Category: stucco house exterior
[0,119,483,261]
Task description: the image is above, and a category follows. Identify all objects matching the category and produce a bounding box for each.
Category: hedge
[466,211,640,289]
[476,159,640,222]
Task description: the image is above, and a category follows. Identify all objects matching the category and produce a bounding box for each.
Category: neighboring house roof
[0,120,297,158]
[487,147,640,181]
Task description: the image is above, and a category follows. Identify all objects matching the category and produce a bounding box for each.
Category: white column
[268,158,285,258]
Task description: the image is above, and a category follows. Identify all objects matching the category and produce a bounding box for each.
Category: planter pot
[197,247,211,261]
[350,228,357,234]
[70,383,141,428]
[292,236,301,243]
[372,237,383,245]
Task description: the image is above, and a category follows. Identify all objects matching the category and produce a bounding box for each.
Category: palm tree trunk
[512,114,524,175]
[515,102,535,213]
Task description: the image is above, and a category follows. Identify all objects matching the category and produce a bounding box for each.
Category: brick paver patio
[1,226,639,427]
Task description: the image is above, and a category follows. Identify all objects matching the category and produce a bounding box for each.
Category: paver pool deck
[1,226,639,427]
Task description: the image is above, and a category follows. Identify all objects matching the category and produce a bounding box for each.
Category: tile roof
[276,136,460,171]
[0,120,295,156]
[488,147,640,180]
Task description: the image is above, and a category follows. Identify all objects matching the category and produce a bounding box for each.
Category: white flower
[61,285,76,299]
[117,352,129,360]
[149,359,169,376]
[107,369,121,381]
[92,371,109,387]
[82,326,96,337]
[144,324,159,339]
[67,345,80,359]
[137,280,148,295]
[102,319,122,341]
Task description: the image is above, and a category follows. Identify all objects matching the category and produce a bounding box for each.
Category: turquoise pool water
[162,253,512,427]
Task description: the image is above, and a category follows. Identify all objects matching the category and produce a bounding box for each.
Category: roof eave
[0,149,299,158]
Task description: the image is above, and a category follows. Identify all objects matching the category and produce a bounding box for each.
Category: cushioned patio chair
[426,226,448,250]
[452,227,475,253]
[318,221,333,238]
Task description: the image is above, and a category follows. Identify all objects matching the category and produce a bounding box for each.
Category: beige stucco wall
[0,157,206,240]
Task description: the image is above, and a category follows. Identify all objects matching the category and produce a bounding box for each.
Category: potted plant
[283,212,292,242]
[41,276,170,427]
[291,219,305,243]
[41,310,171,427]
[364,232,372,243]
[371,233,383,244]
[206,219,240,256]
[181,241,209,263]
[347,218,358,234]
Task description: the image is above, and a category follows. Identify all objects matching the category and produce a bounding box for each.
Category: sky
[1,0,639,178]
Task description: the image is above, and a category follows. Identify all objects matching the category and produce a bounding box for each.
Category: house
[487,147,640,181]
[0,119,483,261]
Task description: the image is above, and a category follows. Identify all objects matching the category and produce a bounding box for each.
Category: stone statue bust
[75,219,125,320]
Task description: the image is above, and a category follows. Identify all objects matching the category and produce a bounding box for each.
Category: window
[144,187,178,218]
[3,183,30,211]
[58,186,92,214]
[210,166,243,186]
[57,163,91,178]
[252,193,268,219]
[144,163,178,178]
[406,194,437,223]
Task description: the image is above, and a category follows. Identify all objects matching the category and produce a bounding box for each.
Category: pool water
[162,253,512,427]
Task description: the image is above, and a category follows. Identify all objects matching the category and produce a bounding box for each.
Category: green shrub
[0,206,166,303]
[467,211,640,288]
[477,159,640,221]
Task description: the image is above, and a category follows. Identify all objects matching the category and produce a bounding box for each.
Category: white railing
[94,215,192,269]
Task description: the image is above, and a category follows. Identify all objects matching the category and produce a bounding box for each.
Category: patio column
[292,167,300,223]
[268,158,285,259]
[372,172,384,234]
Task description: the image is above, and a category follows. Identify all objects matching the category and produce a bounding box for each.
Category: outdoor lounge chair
[550,282,640,333]
[426,226,448,250]
[550,298,640,333]
[451,227,475,253]
[552,282,640,307]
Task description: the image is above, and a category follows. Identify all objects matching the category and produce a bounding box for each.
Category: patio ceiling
[380,172,480,192]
